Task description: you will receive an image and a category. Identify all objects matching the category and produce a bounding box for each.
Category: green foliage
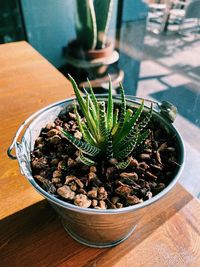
[75,0,113,49]
[60,75,153,169]
[75,0,97,50]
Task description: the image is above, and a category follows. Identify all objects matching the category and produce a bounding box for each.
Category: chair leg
[194,19,199,38]
[198,19,200,33]
[178,19,184,35]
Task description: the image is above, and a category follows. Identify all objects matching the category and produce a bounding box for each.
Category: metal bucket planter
[8,96,185,248]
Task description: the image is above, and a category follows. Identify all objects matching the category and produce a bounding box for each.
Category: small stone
[68,112,76,120]
[109,203,117,209]
[129,157,139,167]
[150,164,163,171]
[139,153,150,160]
[111,196,120,204]
[52,177,61,183]
[106,166,116,178]
[116,203,123,208]
[37,143,44,150]
[46,122,55,130]
[53,170,62,178]
[140,188,148,196]
[74,130,82,140]
[90,166,97,173]
[67,157,75,167]
[166,147,176,152]
[35,137,43,146]
[91,199,98,207]
[63,123,69,131]
[92,178,102,187]
[54,118,63,126]
[47,129,59,137]
[33,149,43,157]
[65,175,76,184]
[50,158,59,166]
[74,194,91,208]
[87,188,98,198]
[109,158,118,165]
[115,185,132,197]
[78,188,87,195]
[49,135,61,144]
[138,162,149,170]
[72,125,78,132]
[68,120,75,126]
[58,161,67,171]
[146,191,153,199]
[56,183,63,188]
[88,172,97,180]
[32,157,47,169]
[158,143,167,152]
[156,151,162,165]
[57,185,75,200]
[39,170,47,177]
[98,187,108,200]
[127,195,140,205]
[70,184,77,191]
[143,148,152,154]
[115,180,124,187]
[154,183,165,193]
[120,172,138,181]
[98,200,107,209]
[148,182,157,188]
[146,171,157,181]
[75,179,84,188]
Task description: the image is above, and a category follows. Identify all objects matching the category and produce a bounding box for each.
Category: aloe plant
[58,75,153,169]
[75,0,114,50]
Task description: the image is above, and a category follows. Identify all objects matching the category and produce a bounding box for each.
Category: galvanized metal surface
[8,95,185,247]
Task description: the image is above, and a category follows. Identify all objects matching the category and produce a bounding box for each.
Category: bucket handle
[125,96,177,123]
[7,99,70,160]
[7,96,177,160]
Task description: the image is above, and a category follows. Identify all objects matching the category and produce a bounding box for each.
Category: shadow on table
[0,185,193,267]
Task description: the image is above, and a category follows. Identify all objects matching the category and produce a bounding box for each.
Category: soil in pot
[31,103,180,210]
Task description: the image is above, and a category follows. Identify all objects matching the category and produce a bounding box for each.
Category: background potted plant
[8,76,184,248]
[62,0,124,92]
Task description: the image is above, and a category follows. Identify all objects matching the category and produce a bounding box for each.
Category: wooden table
[0,41,200,267]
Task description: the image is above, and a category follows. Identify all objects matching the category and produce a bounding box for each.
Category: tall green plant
[75,0,114,50]
[58,75,153,169]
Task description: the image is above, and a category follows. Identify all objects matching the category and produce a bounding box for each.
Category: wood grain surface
[0,42,200,267]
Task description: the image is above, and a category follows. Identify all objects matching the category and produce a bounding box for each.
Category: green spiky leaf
[117,83,126,131]
[136,130,151,148]
[66,76,152,169]
[98,101,108,144]
[106,133,113,159]
[107,77,113,131]
[115,133,138,160]
[75,0,97,49]
[87,78,98,112]
[69,74,98,139]
[61,128,100,156]
[79,152,96,166]
[114,159,131,169]
[137,103,153,132]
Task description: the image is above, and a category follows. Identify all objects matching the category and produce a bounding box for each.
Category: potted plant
[8,76,184,248]
[61,0,124,91]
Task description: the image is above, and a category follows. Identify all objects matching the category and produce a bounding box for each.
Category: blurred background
[0,0,200,197]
